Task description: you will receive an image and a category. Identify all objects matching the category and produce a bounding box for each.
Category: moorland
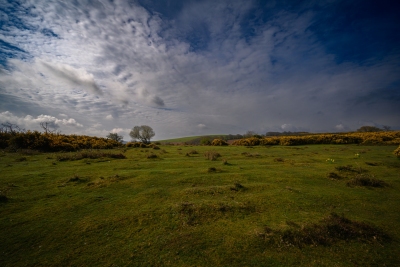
[1,131,400,266]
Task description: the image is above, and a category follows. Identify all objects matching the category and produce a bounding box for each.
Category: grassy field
[156,135,227,144]
[1,144,399,266]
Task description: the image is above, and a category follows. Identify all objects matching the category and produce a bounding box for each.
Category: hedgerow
[232,131,400,146]
[0,131,121,152]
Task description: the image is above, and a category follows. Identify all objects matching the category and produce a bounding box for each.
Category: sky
[0,0,399,140]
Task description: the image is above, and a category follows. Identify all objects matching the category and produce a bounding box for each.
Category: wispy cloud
[0,0,399,139]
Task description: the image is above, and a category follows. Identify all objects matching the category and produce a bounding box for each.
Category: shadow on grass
[258,213,390,248]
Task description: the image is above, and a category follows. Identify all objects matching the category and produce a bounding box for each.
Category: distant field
[156,135,227,143]
[1,144,399,266]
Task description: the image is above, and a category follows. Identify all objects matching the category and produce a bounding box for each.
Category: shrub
[200,137,212,145]
[211,139,228,146]
[231,131,400,146]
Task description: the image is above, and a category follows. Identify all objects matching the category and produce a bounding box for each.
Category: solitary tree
[106,133,124,143]
[129,125,155,144]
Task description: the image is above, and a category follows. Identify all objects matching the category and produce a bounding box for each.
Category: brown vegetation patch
[204,151,221,161]
[0,194,8,203]
[327,172,342,180]
[230,183,246,191]
[207,167,217,173]
[146,153,158,159]
[258,213,390,248]
[335,165,367,174]
[178,201,256,226]
[188,149,198,155]
[365,162,381,166]
[347,174,388,187]
[57,151,126,161]
[67,174,87,183]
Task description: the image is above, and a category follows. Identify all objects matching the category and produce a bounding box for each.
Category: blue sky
[0,0,399,140]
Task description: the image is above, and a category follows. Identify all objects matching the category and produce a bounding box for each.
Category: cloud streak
[0,0,399,139]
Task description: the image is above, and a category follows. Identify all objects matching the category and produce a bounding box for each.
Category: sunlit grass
[0,145,399,266]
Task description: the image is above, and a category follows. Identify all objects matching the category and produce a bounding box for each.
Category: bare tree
[106,133,124,143]
[129,125,155,144]
[40,121,57,134]
[1,122,25,134]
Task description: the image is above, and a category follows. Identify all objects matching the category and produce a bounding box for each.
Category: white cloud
[0,111,83,132]
[0,0,398,139]
[335,124,345,131]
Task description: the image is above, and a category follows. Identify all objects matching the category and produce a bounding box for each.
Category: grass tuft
[0,191,8,202]
[230,182,246,191]
[57,151,126,161]
[204,151,221,161]
[15,157,27,162]
[260,213,390,248]
[67,174,86,183]
[208,167,217,173]
[335,165,367,174]
[146,153,158,159]
[327,172,342,180]
[365,162,381,166]
[347,174,388,187]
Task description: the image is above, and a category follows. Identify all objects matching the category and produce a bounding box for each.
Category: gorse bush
[232,131,400,146]
[0,131,121,152]
[126,142,159,149]
[394,145,400,158]
[211,139,228,146]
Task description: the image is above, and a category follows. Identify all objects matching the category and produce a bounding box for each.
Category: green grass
[1,145,400,266]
